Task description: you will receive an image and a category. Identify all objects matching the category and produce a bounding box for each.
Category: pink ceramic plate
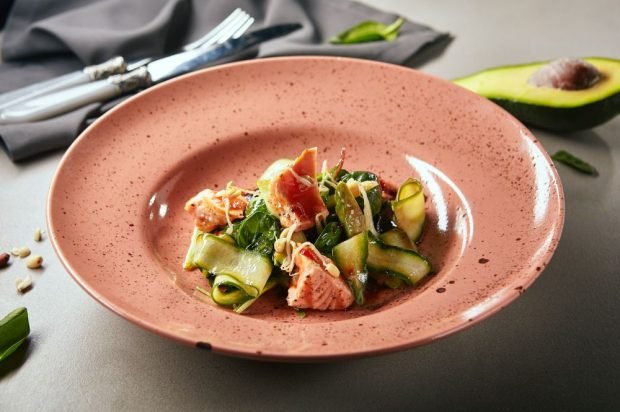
[48,57,564,361]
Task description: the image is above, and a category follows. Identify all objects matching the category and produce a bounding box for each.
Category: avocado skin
[491,92,620,132]
[454,57,620,132]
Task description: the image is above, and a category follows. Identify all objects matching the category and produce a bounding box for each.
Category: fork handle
[0,57,127,111]
[0,67,151,124]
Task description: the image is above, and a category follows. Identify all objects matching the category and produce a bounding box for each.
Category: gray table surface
[1,0,619,410]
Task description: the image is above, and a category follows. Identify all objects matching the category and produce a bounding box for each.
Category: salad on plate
[183,147,432,314]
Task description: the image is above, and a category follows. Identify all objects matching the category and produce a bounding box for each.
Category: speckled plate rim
[47,56,565,361]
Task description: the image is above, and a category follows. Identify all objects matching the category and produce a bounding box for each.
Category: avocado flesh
[454,57,620,132]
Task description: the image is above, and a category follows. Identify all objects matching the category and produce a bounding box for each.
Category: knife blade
[0,23,302,124]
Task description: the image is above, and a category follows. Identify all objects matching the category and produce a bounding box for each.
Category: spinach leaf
[341,171,383,216]
[0,307,30,363]
[235,211,280,257]
[234,197,280,258]
[336,170,350,183]
[318,168,349,199]
[325,212,340,225]
[270,268,291,288]
[363,186,383,216]
[375,203,397,233]
[349,171,378,182]
[315,222,344,255]
[319,185,332,208]
[334,168,349,182]
[330,17,405,45]
[552,150,598,176]
[322,194,336,211]
[246,195,269,215]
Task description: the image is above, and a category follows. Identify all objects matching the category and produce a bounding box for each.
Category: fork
[0,9,254,111]
[0,13,265,124]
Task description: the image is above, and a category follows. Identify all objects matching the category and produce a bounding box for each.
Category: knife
[0,8,252,111]
[0,23,301,124]
[0,56,136,111]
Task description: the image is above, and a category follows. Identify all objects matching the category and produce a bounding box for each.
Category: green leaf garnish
[0,307,30,363]
[329,17,405,44]
[551,150,598,176]
[295,309,307,319]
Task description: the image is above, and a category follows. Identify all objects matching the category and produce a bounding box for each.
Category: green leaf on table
[0,307,30,362]
[551,150,598,176]
[329,17,405,44]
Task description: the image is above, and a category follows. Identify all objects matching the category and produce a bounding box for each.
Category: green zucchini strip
[183,227,205,270]
[370,272,404,289]
[392,178,426,242]
[190,234,273,306]
[335,181,366,237]
[211,275,251,306]
[367,233,431,285]
[233,279,278,314]
[380,228,418,252]
[333,231,369,305]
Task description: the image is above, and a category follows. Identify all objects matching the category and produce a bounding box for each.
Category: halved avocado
[454,57,620,132]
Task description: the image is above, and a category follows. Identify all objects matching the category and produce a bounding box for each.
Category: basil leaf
[330,17,405,45]
[552,150,598,176]
[0,307,30,363]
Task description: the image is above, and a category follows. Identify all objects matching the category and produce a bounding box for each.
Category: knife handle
[0,67,151,124]
[0,57,127,111]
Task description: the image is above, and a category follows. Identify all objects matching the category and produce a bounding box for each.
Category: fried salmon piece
[184,186,249,232]
[268,147,328,230]
[287,246,354,310]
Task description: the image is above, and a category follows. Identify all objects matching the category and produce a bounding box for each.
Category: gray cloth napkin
[0,0,447,161]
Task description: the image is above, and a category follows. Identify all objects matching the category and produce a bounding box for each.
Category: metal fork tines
[126,8,254,70]
[133,9,254,74]
[0,8,254,110]
[181,8,254,51]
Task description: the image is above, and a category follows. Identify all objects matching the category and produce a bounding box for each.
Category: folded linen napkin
[0,0,447,161]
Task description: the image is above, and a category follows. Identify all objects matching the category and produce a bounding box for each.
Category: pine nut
[15,274,33,293]
[325,263,340,278]
[16,247,31,258]
[26,255,44,269]
[274,238,287,253]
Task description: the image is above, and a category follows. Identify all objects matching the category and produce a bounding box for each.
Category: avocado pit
[528,58,601,90]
